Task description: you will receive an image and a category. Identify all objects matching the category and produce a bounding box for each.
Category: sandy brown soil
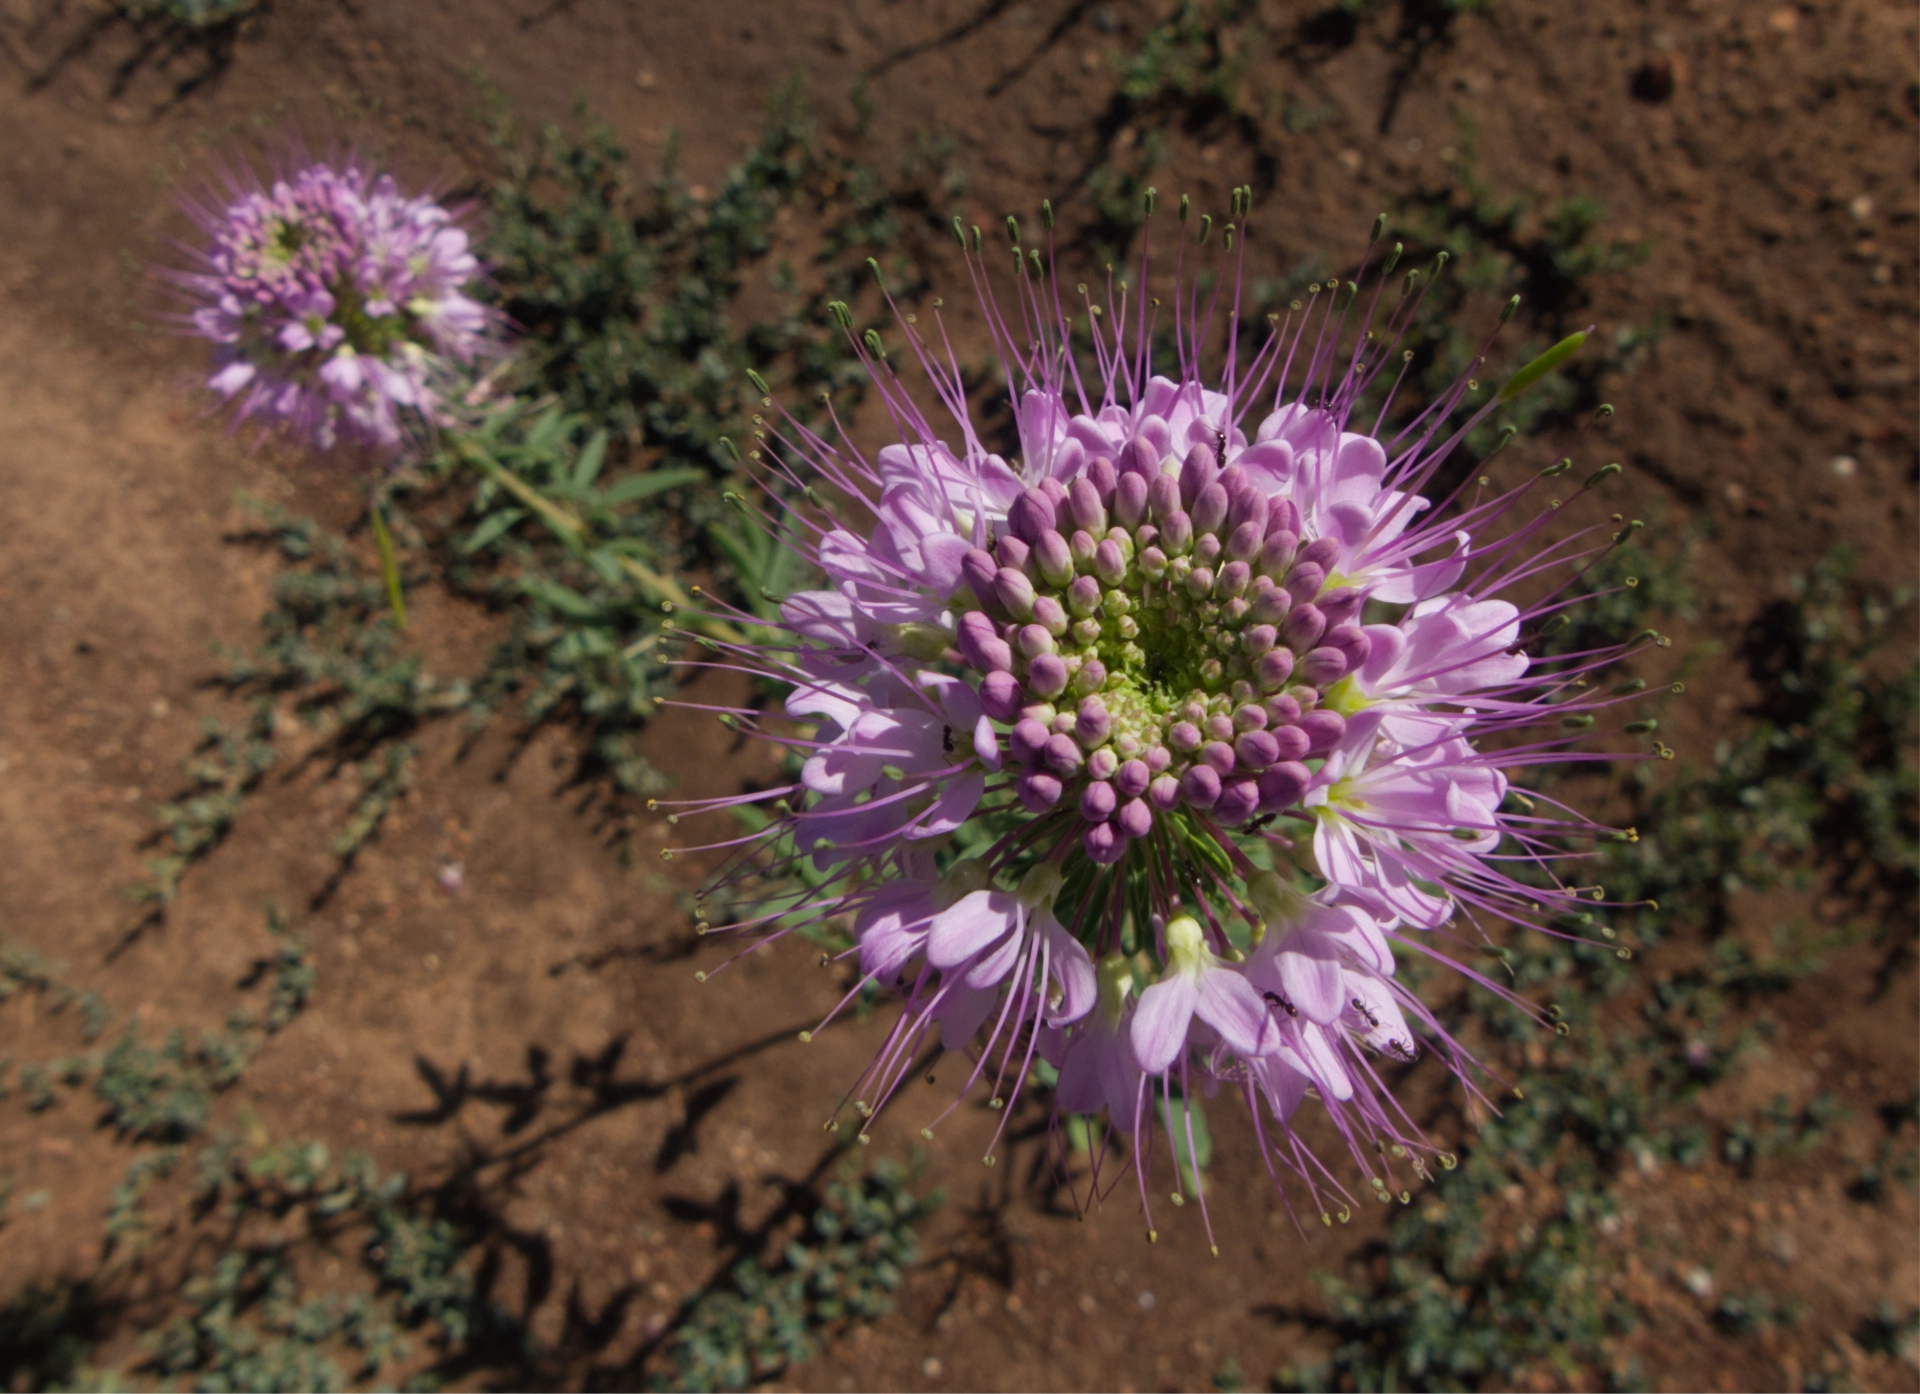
[0,1,1914,1390]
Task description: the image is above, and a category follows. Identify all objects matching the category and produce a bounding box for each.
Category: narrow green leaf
[599,467,707,506]
[1498,330,1589,403]
[571,430,610,490]
[457,507,527,555]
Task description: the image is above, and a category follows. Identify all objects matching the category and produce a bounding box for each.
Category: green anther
[1382,241,1402,275]
[760,587,780,604]
[1371,212,1387,241]
[1499,329,1589,403]
[1599,828,1637,843]
[1632,628,1662,644]
[718,435,741,462]
[1401,269,1420,298]
[804,485,821,506]
[866,256,884,285]
[970,224,982,251]
[1006,214,1020,244]
[1593,403,1615,419]
[1144,187,1157,215]
[746,369,770,395]
[1611,678,1647,695]
[1540,613,1572,634]
[1198,214,1212,244]
[1224,225,1234,251]
[1431,249,1450,276]
[951,215,966,247]
[1560,713,1596,729]
[1028,248,1043,277]
[864,328,886,358]
[827,300,853,329]
[1041,198,1055,229]
[1613,519,1645,542]
[1179,193,1191,223]
[1488,423,1519,455]
[880,764,906,782]
[1555,912,1595,928]
[1450,827,1484,840]
[1541,458,1573,477]
[1547,1003,1565,1019]
[1501,294,1520,324]
[1624,719,1659,734]
[1585,462,1623,487]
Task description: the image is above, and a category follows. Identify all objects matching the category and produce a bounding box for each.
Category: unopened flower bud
[1088,747,1119,780]
[1076,696,1112,746]
[1033,530,1074,587]
[1180,764,1222,808]
[1297,646,1349,687]
[1043,732,1084,776]
[1083,821,1127,865]
[1233,703,1267,732]
[995,566,1036,619]
[996,534,1031,574]
[1117,797,1154,839]
[1282,602,1327,652]
[1093,539,1127,585]
[1007,488,1056,545]
[1235,729,1281,771]
[1269,724,1311,761]
[1014,624,1052,660]
[1010,718,1051,764]
[1179,443,1217,508]
[1268,497,1303,536]
[1018,770,1064,812]
[1298,709,1347,754]
[1318,587,1365,627]
[1256,761,1311,812]
[1298,535,1342,571]
[1072,617,1102,646]
[1147,745,1173,772]
[1214,777,1260,825]
[1243,624,1277,658]
[957,610,1012,673]
[1071,658,1107,697]
[1251,585,1292,625]
[1225,484,1268,537]
[1064,574,1100,618]
[1068,476,1108,535]
[1255,647,1296,692]
[1115,758,1151,797]
[1265,693,1302,726]
[980,670,1023,720]
[1070,529,1098,569]
[1214,560,1250,599]
[1225,519,1265,562]
[963,548,1004,614]
[1169,720,1202,752]
[1147,471,1181,521]
[1114,471,1149,527]
[1185,566,1214,599]
[1192,481,1230,535]
[1080,780,1118,824]
[1122,436,1161,480]
[1085,454,1118,501]
[1031,594,1069,636]
[1321,625,1373,672]
[1284,561,1326,605]
[1026,651,1068,698]
[1201,740,1236,774]
[1138,545,1169,579]
[1194,532,1222,567]
[1257,530,1300,579]
[1148,772,1181,809]
[1160,510,1194,556]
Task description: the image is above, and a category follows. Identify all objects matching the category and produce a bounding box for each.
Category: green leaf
[458,507,527,554]
[599,466,707,506]
[571,430,610,489]
[520,576,602,621]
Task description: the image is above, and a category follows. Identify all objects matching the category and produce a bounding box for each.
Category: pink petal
[1130,974,1199,1075]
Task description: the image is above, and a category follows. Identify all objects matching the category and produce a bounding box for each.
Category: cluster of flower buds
[172,156,496,455]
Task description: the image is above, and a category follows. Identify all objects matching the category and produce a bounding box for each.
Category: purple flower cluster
[666,195,1655,1243]
[174,157,495,455]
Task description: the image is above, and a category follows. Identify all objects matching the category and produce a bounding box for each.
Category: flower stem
[368,501,407,631]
